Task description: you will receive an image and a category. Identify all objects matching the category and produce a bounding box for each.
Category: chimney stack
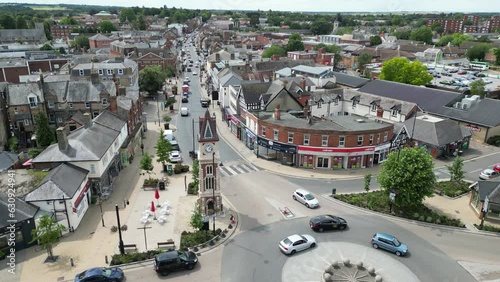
[83,112,92,128]
[215,53,221,62]
[247,53,253,62]
[109,96,118,113]
[274,104,281,120]
[119,87,126,96]
[90,69,99,84]
[56,127,69,151]
[230,53,235,60]
[271,54,280,61]
[300,77,306,89]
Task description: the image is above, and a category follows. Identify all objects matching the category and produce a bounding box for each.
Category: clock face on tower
[205,144,213,153]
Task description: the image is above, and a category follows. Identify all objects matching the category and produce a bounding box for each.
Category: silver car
[479,168,500,180]
[169,151,182,163]
[293,189,319,208]
[279,234,316,255]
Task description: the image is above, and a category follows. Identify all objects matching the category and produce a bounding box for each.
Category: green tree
[15,15,28,29]
[409,26,433,44]
[380,57,433,86]
[0,14,16,29]
[192,159,200,189]
[34,112,55,147]
[99,21,117,33]
[139,153,155,180]
[39,43,53,51]
[119,7,136,23]
[286,33,304,52]
[139,66,168,96]
[430,22,444,34]
[190,203,204,230]
[30,214,66,261]
[493,48,500,65]
[262,45,287,58]
[364,173,372,205]
[58,47,66,54]
[439,33,474,47]
[134,14,147,30]
[466,43,492,61]
[357,53,373,74]
[369,35,382,46]
[60,17,78,25]
[155,129,173,167]
[310,20,333,35]
[447,157,464,184]
[377,147,436,210]
[477,36,491,43]
[469,80,486,98]
[72,35,90,50]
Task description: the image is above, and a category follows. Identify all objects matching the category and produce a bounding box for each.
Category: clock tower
[197,110,221,215]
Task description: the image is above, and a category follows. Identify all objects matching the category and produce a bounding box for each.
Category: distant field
[27,6,67,10]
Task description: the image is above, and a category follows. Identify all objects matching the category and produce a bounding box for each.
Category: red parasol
[155,188,160,207]
[150,201,156,220]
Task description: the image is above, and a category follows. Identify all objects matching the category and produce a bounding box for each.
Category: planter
[143,179,160,189]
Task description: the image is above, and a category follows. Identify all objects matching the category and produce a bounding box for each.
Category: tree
[139,153,155,180]
[364,173,372,205]
[310,20,333,35]
[477,36,491,43]
[34,112,55,147]
[430,22,444,34]
[39,43,53,51]
[134,14,147,30]
[379,57,433,86]
[369,35,382,46]
[58,47,66,54]
[119,7,136,23]
[139,66,168,96]
[466,43,492,61]
[377,147,436,210]
[469,80,486,98]
[0,14,16,29]
[409,27,433,44]
[30,214,66,261]
[357,53,372,74]
[192,159,200,189]
[286,33,304,52]
[262,45,286,58]
[155,129,173,167]
[15,15,28,29]
[447,157,464,184]
[60,17,78,25]
[190,203,204,230]
[493,48,500,66]
[72,35,90,50]
[99,21,117,33]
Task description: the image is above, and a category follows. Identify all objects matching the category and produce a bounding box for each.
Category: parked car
[371,233,408,256]
[192,71,197,76]
[479,168,500,180]
[457,70,467,75]
[75,267,124,282]
[441,71,452,76]
[169,151,182,163]
[293,189,319,208]
[309,215,347,232]
[476,73,487,77]
[493,163,500,173]
[180,107,189,116]
[182,96,189,103]
[279,234,316,255]
[482,78,493,84]
[200,98,210,107]
[154,251,198,276]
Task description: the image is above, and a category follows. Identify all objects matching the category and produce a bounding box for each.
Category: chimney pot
[56,127,69,151]
[83,112,92,128]
[274,104,281,120]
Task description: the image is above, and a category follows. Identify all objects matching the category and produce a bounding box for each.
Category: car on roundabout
[309,215,347,232]
[292,188,319,208]
[371,232,408,256]
[75,267,124,282]
[279,234,316,255]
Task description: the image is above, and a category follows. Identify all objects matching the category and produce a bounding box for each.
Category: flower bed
[110,250,163,266]
[180,229,220,250]
[143,178,160,187]
[434,181,470,198]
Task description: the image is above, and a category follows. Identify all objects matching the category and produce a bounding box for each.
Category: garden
[433,180,471,198]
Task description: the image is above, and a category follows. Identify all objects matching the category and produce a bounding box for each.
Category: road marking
[469,168,483,173]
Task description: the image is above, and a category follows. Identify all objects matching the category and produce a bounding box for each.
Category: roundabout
[281,242,419,282]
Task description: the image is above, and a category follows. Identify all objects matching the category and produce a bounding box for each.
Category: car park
[154,251,198,276]
[75,267,124,282]
[279,234,316,255]
[309,215,347,232]
[371,233,408,257]
[479,168,500,180]
[169,151,182,163]
[292,189,319,208]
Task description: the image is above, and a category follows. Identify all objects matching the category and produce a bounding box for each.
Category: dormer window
[118,69,124,75]
[85,102,90,108]
[98,69,103,75]
[79,69,84,76]
[352,100,357,108]
[371,104,377,112]
[14,107,18,114]
[69,103,73,108]
[391,109,398,117]
[28,96,37,108]
[317,100,322,109]
[102,98,108,106]
[107,69,113,75]
[334,97,339,106]
[47,100,54,108]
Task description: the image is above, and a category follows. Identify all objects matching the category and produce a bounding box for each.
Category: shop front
[245,128,257,150]
[297,145,376,169]
[227,114,242,140]
[373,143,391,164]
[257,136,297,165]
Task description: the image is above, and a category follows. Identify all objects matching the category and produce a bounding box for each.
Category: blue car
[371,233,408,256]
[75,267,124,282]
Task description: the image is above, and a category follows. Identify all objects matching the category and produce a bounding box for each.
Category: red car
[493,163,500,173]
[457,70,467,75]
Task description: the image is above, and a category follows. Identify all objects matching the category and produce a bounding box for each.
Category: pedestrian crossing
[218,163,261,177]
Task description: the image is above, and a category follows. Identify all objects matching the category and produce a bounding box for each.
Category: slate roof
[44,81,68,102]
[8,83,44,105]
[240,81,272,105]
[67,80,116,102]
[70,111,86,126]
[432,97,500,128]
[0,194,38,228]
[89,34,112,41]
[24,163,88,202]
[404,115,472,147]
[0,151,17,172]
[342,89,417,116]
[332,72,370,88]
[476,181,500,204]
[33,111,126,163]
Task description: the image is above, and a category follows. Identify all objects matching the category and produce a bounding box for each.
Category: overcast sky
[5,0,500,13]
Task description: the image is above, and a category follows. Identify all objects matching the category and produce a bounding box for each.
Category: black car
[182,96,189,103]
[75,267,124,282]
[154,251,198,276]
[309,215,347,232]
[475,73,487,77]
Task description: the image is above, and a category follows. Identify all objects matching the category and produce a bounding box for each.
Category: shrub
[110,250,162,266]
[413,213,420,219]
[91,195,98,205]
[418,216,425,222]
[475,224,500,233]
[487,135,500,147]
[215,228,222,235]
[426,216,433,223]
[180,230,215,249]
[435,219,442,224]
[187,182,198,195]
[174,164,183,174]
[121,225,128,231]
[434,181,470,197]
[144,178,160,186]
[111,226,118,232]
[182,165,190,172]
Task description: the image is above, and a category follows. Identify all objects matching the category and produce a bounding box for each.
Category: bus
[469,61,489,71]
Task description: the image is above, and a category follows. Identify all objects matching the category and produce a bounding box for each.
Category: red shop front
[297,145,375,169]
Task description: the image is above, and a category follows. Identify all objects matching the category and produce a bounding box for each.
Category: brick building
[426,19,463,34]
[0,59,69,83]
[88,34,113,49]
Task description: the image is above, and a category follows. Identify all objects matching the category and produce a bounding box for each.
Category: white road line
[243,163,259,171]
[230,165,244,174]
[218,168,231,177]
[469,168,483,173]
[223,166,238,176]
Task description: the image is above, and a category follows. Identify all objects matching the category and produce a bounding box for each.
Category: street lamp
[115,205,125,255]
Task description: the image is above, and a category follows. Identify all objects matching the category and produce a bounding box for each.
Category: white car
[169,151,182,163]
[293,189,319,208]
[180,107,189,116]
[479,168,500,180]
[482,78,493,84]
[192,71,197,76]
[279,234,316,255]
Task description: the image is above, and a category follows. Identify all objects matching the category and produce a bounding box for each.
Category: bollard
[105,255,108,264]
[70,258,74,267]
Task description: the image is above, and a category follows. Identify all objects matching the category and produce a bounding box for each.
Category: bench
[123,244,137,250]
[157,240,175,249]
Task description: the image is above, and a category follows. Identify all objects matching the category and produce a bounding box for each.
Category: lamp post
[212,151,216,234]
[99,200,105,227]
[115,205,125,255]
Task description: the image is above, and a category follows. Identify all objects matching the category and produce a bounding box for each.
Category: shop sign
[257,137,297,154]
[298,145,375,153]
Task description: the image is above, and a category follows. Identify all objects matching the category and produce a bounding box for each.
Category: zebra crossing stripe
[242,163,258,171]
[234,165,249,173]
[223,166,238,175]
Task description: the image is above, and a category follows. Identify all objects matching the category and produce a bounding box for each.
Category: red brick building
[426,19,463,34]
[89,34,113,49]
[0,59,69,83]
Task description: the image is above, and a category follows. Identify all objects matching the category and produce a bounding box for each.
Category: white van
[164,130,174,141]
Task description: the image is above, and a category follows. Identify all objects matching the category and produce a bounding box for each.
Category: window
[57,117,62,123]
[369,134,374,145]
[384,131,388,142]
[58,103,62,109]
[24,119,29,126]
[205,176,215,190]
[334,97,339,106]
[352,100,357,108]
[303,134,310,145]
[357,135,363,146]
[14,107,18,114]
[90,164,96,174]
[85,102,90,108]
[98,69,103,75]
[261,127,266,136]
[322,135,328,146]
[371,104,377,112]
[118,69,124,75]
[79,69,84,76]
[102,98,108,106]
[206,165,213,175]
[317,101,322,109]
[391,109,398,117]
[273,130,278,140]
[339,136,345,147]
[288,132,294,143]
[28,97,37,107]
[47,100,53,108]
[49,113,55,122]
[377,133,381,144]
[93,111,99,118]
[107,69,113,75]
[69,103,73,108]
